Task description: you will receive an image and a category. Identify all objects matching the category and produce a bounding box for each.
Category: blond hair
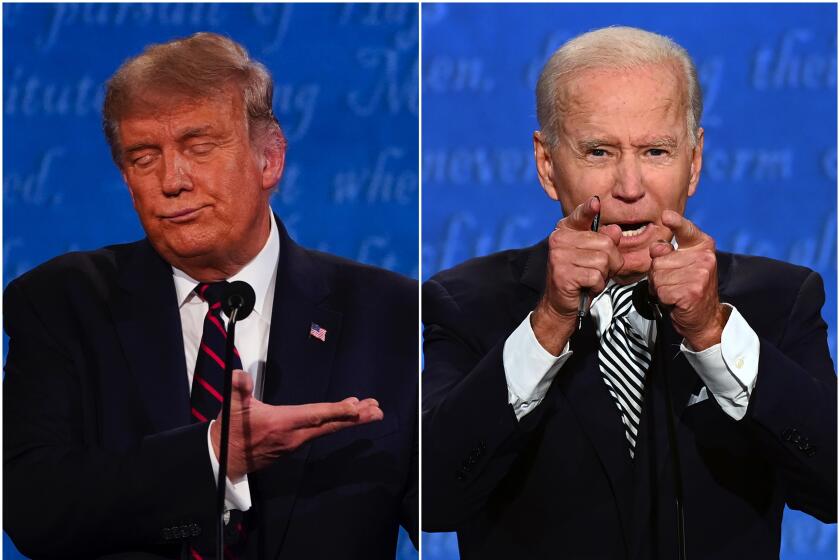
[103,32,282,164]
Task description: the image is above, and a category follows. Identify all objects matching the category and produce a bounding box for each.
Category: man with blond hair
[5,33,417,559]
[423,26,835,559]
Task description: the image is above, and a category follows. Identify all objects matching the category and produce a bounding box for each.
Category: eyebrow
[636,136,679,148]
[575,136,680,152]
[123,142,157,155]
[577,138,615,152]
[176,125,215,141]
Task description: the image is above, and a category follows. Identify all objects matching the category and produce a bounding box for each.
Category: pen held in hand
[577,207,601,330]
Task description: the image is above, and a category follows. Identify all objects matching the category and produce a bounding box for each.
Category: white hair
[536,26,703,147]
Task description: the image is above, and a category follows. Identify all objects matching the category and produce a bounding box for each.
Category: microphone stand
[634,281,687,560]
[216,305,240,560]
[215,281,255,560]
[657,326,687,560]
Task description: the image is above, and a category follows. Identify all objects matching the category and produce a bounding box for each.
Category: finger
[650,246,712,271]
[355,397,380,409]
[598,223,622,247]
[296,406,384,442]
[567,265,607,296]
[230,370,254,407]
[561,232,622,274]
[563,195,601,231]
[649,240,674,260]
[651,266,710,290]
[662,210,704,248]
[565,248,611,275]
[290,401,362,429]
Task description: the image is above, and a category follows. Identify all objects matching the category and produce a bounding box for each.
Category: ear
[533,130,560,201]
[260,129,286,191]
[687,127,704,198]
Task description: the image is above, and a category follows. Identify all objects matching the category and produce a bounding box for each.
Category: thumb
[230,369,254,407]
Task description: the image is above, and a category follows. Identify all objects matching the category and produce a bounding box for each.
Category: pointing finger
[563,196,601,231]
[662,210,704,248]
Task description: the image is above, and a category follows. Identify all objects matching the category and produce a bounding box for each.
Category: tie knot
[607,282,637,320]
[196,281,229,306]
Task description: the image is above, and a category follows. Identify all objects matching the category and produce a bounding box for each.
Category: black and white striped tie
[597,283,651,457]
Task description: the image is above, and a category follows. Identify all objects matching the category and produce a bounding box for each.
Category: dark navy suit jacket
[4,219,418,559]
[422,240,835,559]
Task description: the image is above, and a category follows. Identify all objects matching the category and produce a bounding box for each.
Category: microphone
[631,279,662,321]
[222,281,256,321]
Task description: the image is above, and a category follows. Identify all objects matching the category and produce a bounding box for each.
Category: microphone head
[632,279,661,321]
[222,281,256,321]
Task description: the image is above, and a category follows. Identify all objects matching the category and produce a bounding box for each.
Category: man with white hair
[423,26,835,559]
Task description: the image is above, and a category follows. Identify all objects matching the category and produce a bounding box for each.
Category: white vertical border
[416,1,424,558]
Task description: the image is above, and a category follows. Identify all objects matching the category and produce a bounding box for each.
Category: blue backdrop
[421,4,836,560]
[3,3,418,559]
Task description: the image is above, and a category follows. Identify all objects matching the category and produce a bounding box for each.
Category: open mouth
[616,222,650,238]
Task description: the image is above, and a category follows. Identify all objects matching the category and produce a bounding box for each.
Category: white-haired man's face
[534,62,704,281]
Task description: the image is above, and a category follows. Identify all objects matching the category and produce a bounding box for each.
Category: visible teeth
[621,224,647,237]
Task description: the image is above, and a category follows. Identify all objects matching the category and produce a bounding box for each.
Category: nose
[161,150,193,196]
[611,153,645,203]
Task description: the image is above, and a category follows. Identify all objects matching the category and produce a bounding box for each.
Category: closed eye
[132,153,156,168]
[189,143,216,155]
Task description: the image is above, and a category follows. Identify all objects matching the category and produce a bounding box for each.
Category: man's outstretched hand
[211,370,384,480]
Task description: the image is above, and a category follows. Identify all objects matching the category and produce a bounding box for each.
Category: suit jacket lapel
[112,240,191,433]
[518,241,636,554]
[250,220,342,557]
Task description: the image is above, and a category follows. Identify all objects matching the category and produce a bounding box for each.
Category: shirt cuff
[207,421,252,512]
[503,312,573,420]
[680,304,759,420]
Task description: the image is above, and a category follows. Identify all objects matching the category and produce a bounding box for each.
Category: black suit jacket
[422,240,835,560]
[4,220,418,559]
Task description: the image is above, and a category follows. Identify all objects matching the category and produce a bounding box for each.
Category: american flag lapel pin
[309,322,327,342]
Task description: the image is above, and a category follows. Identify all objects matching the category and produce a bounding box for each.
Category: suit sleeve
[745,270,837,522]
[3,279,217,558]
[422,278,550,531]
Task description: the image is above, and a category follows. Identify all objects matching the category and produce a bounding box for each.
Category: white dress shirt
[171,212,280,514]
[503,281,760,421]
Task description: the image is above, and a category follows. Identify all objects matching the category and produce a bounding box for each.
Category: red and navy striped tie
[190,282,242,424]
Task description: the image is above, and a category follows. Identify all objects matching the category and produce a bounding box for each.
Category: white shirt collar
[171,212,280,317]
[590,281,654,343]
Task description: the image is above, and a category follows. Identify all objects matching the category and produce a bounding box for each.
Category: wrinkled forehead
[117,82,245,123]
[557,62,687,124]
